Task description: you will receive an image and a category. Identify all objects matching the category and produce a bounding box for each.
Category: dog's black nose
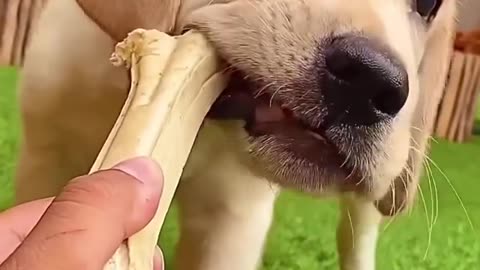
[323,34,408,126]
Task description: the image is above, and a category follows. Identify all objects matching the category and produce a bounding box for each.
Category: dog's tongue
[207,72,287,124]
[206,77,321,141]
[254,102,285,123]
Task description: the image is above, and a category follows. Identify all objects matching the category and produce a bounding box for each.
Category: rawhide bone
[89,28,229,270]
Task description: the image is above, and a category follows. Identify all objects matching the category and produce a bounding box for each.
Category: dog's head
[79,0,457,215]
[177,0,457,215]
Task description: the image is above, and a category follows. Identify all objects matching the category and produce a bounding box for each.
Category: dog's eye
[413,0,442,20]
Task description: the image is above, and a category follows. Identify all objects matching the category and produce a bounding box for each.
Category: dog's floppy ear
[375,0,457,216]
[76,0,181,41]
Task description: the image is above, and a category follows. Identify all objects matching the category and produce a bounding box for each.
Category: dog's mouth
[207,71,362,192]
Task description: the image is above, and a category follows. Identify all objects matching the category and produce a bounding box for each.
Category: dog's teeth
[308,131,326,142]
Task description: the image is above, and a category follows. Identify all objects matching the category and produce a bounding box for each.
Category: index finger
[0,197,53,263]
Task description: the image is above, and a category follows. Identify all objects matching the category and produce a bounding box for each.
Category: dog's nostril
[371,83,408,116]
[323,35,409,125]
[325,43,363,81]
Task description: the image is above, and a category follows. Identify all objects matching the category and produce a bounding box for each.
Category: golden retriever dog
[14,0,456,269]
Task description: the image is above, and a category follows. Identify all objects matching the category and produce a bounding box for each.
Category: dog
[14,0,457,269]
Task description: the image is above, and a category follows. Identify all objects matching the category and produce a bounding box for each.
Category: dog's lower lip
[253,101,328,141]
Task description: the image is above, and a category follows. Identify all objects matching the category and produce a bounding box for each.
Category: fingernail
[112,156,164,185]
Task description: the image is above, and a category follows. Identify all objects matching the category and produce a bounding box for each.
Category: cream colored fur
[14,0,457,269]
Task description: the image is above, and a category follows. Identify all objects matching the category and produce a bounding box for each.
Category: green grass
[0,67,19,209]
[1,67,479,269]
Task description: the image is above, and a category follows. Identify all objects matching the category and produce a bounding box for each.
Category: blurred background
[1,0,479,269]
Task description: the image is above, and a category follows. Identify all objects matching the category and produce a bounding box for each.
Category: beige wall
[457,0,480,31]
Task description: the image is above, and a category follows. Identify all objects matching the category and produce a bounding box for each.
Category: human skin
[0,157,164,270]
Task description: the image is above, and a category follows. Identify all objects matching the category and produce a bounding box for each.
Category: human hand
[0,157,164,270]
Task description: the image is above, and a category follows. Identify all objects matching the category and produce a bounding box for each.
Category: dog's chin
[207,71,368,194]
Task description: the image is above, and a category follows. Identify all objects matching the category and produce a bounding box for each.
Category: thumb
[1,156,163,270]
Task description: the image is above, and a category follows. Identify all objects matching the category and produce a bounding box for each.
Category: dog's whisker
[269,85,287,107]
[340,150,351,168]
[410,125,438,144]
[347,207,355,250]
[402,148,435,259]
[389,180,396,216]
[424,169,440,261]
[254,82,276,98]
[382,183,400,232]
[411,147,475,233]
[423,156,439,226]
[408,136,439,227]
[416,183,433,260]
[409,144,437,232]
[400,175,410,216]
